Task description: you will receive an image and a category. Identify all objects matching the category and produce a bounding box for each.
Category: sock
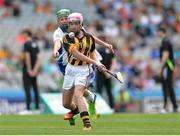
[86,91,95,103]
[80,111,91,127]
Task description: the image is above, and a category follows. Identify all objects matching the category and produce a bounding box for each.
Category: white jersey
[53,27,64,43]
[53,27,68,66]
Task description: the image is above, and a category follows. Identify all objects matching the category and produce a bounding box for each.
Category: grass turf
[0,113,180,135]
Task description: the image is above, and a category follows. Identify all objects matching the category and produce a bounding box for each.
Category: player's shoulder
[24,41,31,46]
[163,37,172,46]
[163,37,170,42]
[53,28,59,34]
[53,27,64,35]
[63,33,72,42]
[83,30,94,39]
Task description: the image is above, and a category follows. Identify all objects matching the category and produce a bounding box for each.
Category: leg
[161,68,168,110]
[74,85,92,130]
[84,89,96,103]
[84,71,96,103]
[167,72,178,112]
[105,79,114,109]
[162,79,168,110]
[23,73,31,110]
[31,77,40,110]
[88,86,98,118]
[85,71,97,117]
[168,83,178,112]
[62,67,79,123]
[74,85,87,112]
[63,87,79,126]
[62,87,77,111]
[96,74,104,95]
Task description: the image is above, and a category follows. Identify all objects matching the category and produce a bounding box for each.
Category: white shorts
[63,63,92,90]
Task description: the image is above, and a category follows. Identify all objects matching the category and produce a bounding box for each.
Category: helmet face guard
[68,13,83,25]
[56,9,70,30]
[68,13,83,35]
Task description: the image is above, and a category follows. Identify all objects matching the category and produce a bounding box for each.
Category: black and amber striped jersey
[63,30,95,66]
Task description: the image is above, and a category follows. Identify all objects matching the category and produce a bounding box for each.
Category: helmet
[56,9,70,18]
[68,12,83,25]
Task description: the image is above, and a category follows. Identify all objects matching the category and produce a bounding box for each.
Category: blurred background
[0,0,180,114]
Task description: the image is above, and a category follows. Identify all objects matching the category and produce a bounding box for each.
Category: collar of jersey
[60,27,68,33]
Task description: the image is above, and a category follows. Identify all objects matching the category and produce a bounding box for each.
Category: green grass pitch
[0,113,180,135]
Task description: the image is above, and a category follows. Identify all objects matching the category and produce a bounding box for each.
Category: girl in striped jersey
[62,12,106,131]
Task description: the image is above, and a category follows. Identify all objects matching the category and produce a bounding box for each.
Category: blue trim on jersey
[60,26,68,33]
[56,27,68,75]
[89,70,96,88]
[89,65,96,88]
[57,47,63,62]
[57,47,66,75]
[57,62,66,75]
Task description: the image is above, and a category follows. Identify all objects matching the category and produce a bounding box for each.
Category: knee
[74,92,83,100]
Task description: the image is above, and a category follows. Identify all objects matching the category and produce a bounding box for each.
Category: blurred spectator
[33,0,52,15]
[46,22,57,32]
[33,0,44,14]
[1,0,21,17]
[157,27,178,113]
[21,29,41,114]
[96,36,116,109]
[4,0,12,7]
[43,0,52,15]
[34,28,52,50]
[12,3,21,17]
[0,46,11,59]
[0,0,4,7]
[175,59,180,89]
[104,19,119,38]
[114,90,131,112]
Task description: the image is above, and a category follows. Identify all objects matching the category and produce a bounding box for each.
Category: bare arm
[94,36,114,53]
[53,40,61,58]
[71,47,98,65]
[160,51,169,70]
[71,47,105,73]
[110,58,116,72]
